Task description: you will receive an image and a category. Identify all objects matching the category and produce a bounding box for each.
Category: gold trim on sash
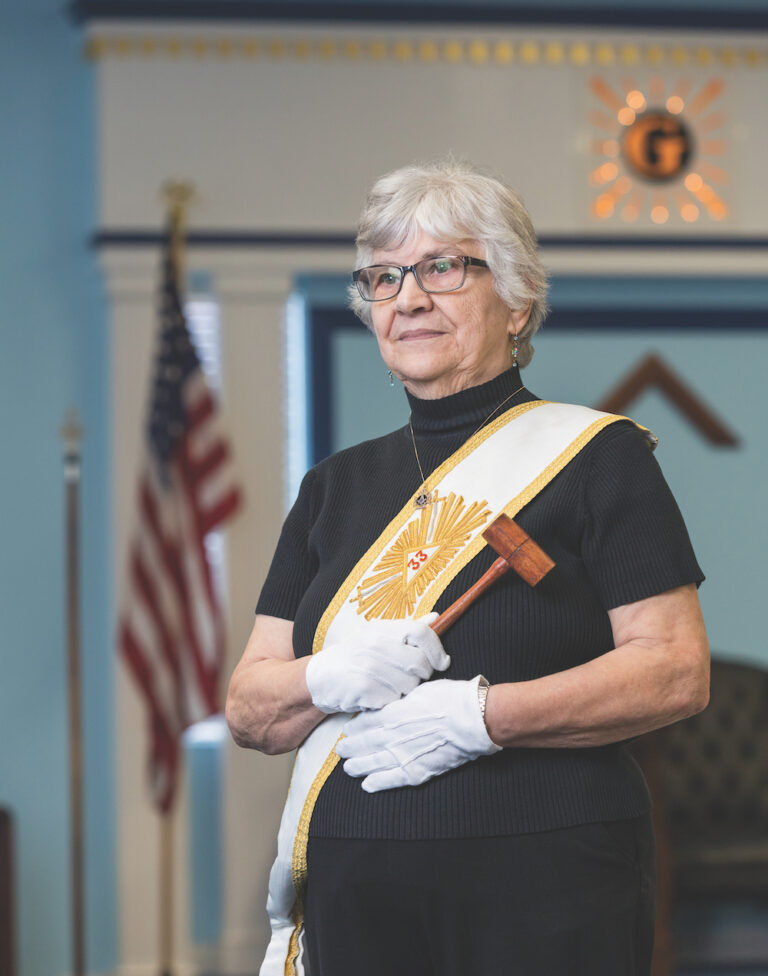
[284,737,345,975]
[291,743,344,892]
[284,914,302,976]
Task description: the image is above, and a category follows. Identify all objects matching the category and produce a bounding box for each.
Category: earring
[388,369,394,387]
[511,334,519,366]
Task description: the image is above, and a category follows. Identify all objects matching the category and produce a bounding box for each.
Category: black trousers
[303,814,656,976]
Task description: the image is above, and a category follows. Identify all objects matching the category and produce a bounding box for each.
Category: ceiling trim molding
[71,2,768,31]
[92,230,768,250]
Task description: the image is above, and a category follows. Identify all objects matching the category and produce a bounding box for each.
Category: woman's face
[369,230,530,400]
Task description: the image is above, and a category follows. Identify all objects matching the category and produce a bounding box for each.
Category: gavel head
[482,513,555,587]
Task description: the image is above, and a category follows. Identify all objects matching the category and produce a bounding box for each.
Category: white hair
[348,156,548,368]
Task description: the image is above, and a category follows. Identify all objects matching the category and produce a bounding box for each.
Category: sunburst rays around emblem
[588,73,729,224]
[351,492,492,620]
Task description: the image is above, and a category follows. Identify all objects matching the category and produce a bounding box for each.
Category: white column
[214,260,296,973]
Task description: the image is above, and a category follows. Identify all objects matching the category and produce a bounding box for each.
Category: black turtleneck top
[256,367,704,838]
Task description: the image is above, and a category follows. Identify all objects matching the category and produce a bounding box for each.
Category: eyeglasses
[352,255,490,302]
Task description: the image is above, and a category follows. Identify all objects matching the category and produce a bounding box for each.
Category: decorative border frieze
[85,33,768,69]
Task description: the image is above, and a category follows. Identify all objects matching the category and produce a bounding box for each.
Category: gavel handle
[430,557,510,638]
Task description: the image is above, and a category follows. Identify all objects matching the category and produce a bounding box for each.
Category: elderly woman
[226,158,709,976]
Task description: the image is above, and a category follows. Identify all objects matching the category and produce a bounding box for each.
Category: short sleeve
[255,468,318,620]
[581,422,704,610]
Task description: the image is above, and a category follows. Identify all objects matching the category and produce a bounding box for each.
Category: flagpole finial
[161,180,196,223]
[60,407,83,485]
[60,406,84,453]
[161,180,196,279]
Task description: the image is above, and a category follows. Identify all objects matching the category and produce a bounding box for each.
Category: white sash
[259,401,647,975]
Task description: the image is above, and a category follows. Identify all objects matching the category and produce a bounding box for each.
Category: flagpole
[61,407,86,976]
[159,810,174,976]
[157,180,195,976]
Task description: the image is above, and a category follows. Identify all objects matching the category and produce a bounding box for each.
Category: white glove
[336,675,501,791]
[305,613,450,714]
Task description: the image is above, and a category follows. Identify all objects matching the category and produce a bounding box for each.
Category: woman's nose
[394,268,433,312]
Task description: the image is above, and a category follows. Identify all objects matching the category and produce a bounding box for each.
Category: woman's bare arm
[484,583,709,748]
[225,614,325,755]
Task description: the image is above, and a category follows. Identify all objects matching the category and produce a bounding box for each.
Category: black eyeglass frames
[352,255,490,302]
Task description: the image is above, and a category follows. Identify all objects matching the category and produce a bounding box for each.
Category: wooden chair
[635,658,768,975]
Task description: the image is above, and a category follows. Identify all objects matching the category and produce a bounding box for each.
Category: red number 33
[408,549,428,571]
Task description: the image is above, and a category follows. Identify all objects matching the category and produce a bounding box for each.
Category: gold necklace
[408,384,526,508]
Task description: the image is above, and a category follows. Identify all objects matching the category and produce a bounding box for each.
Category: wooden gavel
[430,514,555,637]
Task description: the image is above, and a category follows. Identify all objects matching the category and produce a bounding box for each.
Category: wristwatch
[477,675,491,721]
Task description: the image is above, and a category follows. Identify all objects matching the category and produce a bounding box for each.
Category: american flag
[119,228,242,812]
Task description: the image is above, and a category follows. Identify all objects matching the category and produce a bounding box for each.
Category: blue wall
[0,4,115,976]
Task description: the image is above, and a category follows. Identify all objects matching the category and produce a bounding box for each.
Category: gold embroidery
[352,491,492,620]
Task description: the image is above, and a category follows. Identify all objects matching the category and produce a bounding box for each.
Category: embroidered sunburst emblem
[351,491,492,620]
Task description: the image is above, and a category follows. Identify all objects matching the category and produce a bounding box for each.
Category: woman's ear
[507,301,533,337]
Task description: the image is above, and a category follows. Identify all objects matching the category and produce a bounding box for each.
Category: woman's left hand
[337,676,501,792]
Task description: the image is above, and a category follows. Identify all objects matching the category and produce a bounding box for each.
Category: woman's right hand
[305,613,450,714]
[226,612,450,754]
